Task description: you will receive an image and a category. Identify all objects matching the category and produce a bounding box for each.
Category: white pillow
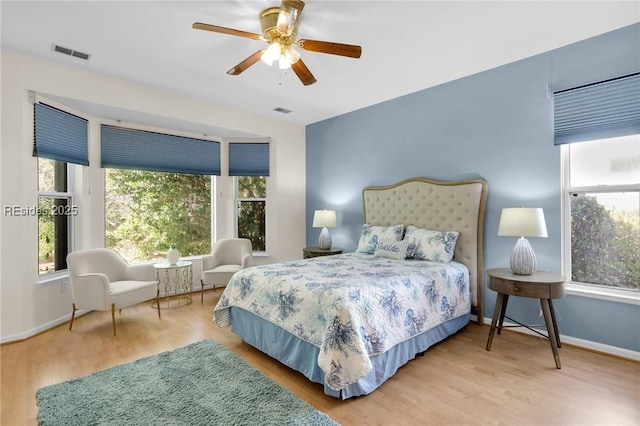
[374,239,409,260]
[404,226,459,262]
[356,224,404,254]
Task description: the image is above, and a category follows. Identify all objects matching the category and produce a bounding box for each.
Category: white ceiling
[2,1,639,135]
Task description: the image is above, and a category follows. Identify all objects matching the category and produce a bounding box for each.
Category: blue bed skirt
[230,307,470,399]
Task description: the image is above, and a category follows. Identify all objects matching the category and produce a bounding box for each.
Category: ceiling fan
[193,0,362,86]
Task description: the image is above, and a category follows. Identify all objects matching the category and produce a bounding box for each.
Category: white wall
[0,49,306,342]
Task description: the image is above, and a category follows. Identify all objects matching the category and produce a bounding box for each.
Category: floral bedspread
[214,253,470,390]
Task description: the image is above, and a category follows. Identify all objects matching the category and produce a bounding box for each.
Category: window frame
[561,144,640,305]
[37,160,76,281]
[234,176,267,254]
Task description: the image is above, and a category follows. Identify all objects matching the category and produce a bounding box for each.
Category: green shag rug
[36,339,339,426]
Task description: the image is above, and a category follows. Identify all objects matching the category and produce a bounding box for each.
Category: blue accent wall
[306,23,640,352]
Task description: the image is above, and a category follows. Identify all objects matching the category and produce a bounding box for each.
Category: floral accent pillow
[374,239,409,260]
[356,224,404,254]
[404,226,459,262]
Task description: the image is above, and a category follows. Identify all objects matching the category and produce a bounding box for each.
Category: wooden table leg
[548,298,561,348]
[540,298,561,369]
[486,293,506,351]
[497,294,509,335]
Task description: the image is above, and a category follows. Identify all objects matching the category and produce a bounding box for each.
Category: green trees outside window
[236,176,266,252]
[38,158,72,274]
[571,194,639,290]
[105,172,266,262]
[105,169,211,262]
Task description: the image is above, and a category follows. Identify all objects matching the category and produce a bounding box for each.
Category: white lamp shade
[312,210,337,228]
[498,208,548,238]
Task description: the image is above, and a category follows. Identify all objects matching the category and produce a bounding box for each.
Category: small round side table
[153,261,193,314]
[485,268,566,369]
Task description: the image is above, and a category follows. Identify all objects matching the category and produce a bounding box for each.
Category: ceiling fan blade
[192,22,262,41]
[291,58,317,86]
[277,0,305,35]
[227,50,266,75]
[297,39,362,59]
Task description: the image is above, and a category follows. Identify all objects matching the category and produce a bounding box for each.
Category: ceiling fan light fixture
[278,54,292,70]
[277,45,300,69]
[261,41,282,65]
[284,46,300,65]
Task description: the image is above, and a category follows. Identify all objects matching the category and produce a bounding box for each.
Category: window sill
[36,253,269,285]
[565,282,640,305]
[37,270,69,286]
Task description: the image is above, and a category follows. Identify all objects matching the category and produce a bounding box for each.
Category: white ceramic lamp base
[318,227,332,250]
[510,237,537,275]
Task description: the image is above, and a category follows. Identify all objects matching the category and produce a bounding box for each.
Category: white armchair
[66,248,159,336]
[201,238,253,302]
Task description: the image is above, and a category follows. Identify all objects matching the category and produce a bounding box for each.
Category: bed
[214,177,488,399]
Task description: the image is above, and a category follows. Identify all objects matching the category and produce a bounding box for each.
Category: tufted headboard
[362,177,488,324]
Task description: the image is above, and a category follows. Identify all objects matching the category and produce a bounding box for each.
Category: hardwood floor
[2,290,639,425]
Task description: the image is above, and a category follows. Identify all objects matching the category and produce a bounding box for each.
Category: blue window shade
[553,72,640,145]
[33,103,89,166]
[229,142,270,176]
[101,125,221,175]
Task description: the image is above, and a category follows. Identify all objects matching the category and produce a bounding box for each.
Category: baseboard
[482,316,640,362]
[1,309,90,345]
[1,288,219,345]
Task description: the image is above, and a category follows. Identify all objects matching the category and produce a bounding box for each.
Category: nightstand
[302,247,343,259]
[485,268,566,369]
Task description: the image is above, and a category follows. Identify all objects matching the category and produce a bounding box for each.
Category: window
[38,158,75,274]
[33,102,87,276]
[101,125,220,262]
[105,169,212,262]
[235,176,267,252]
[562,135,640,292]
[229,142,270,252]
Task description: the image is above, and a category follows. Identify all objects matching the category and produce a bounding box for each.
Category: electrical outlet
[61,281,68,293]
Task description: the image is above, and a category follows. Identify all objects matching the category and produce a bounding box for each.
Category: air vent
[52,44,90,61]
[274,107,292,114]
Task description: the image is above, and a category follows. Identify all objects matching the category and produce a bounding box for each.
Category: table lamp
[498,207,548,275]
[312,210,337,249]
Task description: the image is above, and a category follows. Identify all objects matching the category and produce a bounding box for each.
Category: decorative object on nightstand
[312,209,337,249]
[498,207,548,275]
